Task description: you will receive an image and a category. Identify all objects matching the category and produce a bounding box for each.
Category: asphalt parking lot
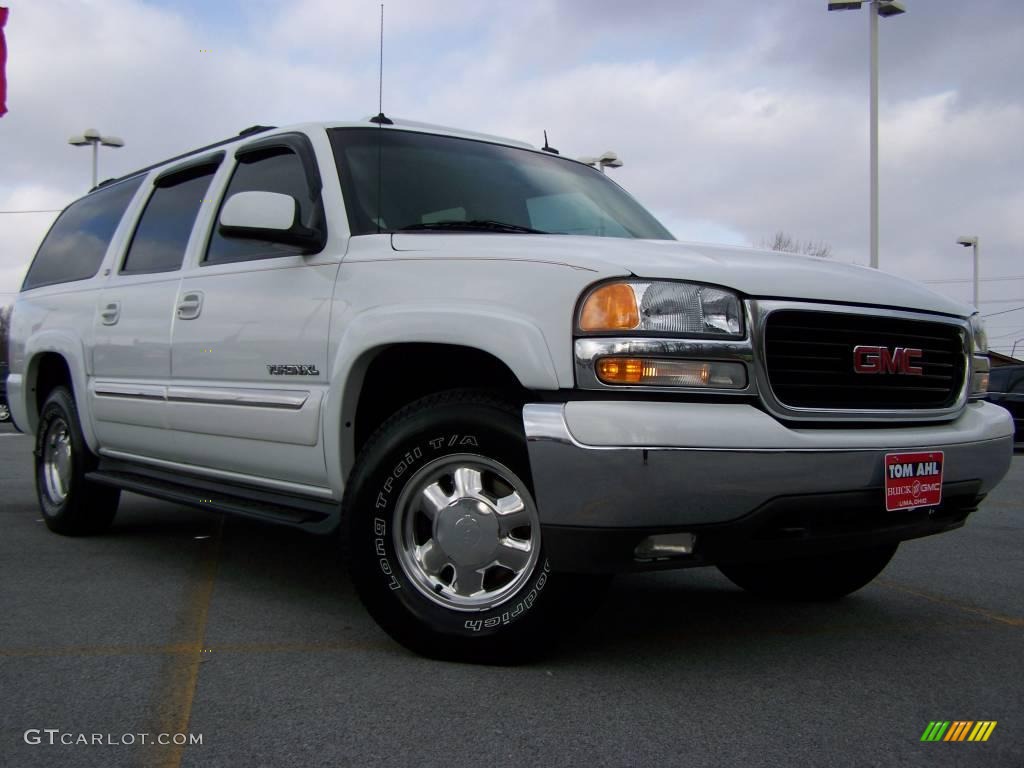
[1,420,1021,768]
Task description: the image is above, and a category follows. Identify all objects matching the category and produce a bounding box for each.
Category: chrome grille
[763,309,967,410]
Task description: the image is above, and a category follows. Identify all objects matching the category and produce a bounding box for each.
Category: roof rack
[238,124,276,136]
[88,125,278,193]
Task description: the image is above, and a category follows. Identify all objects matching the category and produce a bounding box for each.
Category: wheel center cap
[435,499,499,566]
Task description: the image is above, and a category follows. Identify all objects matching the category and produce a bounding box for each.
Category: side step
[87,460,337,527]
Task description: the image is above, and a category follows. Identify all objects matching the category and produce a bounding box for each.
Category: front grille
[763,310,966,410]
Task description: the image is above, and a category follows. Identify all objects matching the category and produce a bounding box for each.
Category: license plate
[884,451,944,512]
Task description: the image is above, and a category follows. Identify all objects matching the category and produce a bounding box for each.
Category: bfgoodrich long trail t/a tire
[35,386,120,536]
[344,391,601,664]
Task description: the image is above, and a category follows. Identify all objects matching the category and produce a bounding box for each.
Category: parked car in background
[0,359,9,422]
[986,365,1024,443]
[0,304,10,422]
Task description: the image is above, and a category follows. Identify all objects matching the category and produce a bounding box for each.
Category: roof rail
[239,124,276,136]
[87,125,278,193]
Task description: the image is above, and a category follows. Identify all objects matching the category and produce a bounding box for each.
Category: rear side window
[21,177,143,290]
[121,165,218,275]
[205,149,312,265]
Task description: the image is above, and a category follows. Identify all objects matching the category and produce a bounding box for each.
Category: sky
[1,0,1022,354]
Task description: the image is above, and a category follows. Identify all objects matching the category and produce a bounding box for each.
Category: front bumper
[524,400,1014,573]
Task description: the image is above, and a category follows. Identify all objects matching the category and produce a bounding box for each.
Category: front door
[166,135,339,492]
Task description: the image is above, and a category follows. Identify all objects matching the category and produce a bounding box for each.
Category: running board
[87,460,337,527]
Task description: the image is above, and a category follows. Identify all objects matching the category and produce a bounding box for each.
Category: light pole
[1011,338,1024,359]
[956,236,980,309]
[68,129,124,188]
[828,0,906,269]
[577,151,624,174]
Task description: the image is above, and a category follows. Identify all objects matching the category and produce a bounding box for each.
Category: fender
[323,304,561,495]
[20,331,99,451]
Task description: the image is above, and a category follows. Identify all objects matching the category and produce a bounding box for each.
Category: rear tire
[35,386,120,536]
[344,390,605,664]
[717,543,898,601]
[0,401,10,423]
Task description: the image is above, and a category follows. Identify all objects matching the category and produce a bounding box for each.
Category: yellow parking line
[155,516,224,768]
[877,580,1024,627]
[0,643,195,658]
[0,638,384,658]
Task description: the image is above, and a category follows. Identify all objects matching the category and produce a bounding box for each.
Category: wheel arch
[324,306,561,496]
[21,334,96,449]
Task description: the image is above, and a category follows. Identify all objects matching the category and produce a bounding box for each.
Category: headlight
[578,281,743,336]
[970,314,988,354]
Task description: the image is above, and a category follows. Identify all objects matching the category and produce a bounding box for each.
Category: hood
[390,234,972,317]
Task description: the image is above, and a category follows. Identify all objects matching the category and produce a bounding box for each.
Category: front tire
[717,543,898,601]
[35,386,120,536]
[344,391,600,663]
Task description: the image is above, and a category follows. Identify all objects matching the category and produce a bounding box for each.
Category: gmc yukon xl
[7,118,1013,661]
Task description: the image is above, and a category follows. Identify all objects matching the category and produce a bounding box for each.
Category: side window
[1010,374,1024,395]
[205,149,313,265]
[121,165,217,275]
[22,177,143,290]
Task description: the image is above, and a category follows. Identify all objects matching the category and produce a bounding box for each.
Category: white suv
[6,118,1014,662]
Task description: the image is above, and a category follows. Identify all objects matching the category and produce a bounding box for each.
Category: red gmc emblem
[853,345,924,375]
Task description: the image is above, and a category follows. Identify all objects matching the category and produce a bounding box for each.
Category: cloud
[1,0,1021,350]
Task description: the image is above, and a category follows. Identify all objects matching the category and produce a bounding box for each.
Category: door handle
[100,301,121,326]
[177,291,204,320]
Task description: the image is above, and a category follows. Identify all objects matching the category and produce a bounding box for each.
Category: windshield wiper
[398,219,548,234]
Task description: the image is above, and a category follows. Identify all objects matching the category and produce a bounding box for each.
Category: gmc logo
[853,345,924,375]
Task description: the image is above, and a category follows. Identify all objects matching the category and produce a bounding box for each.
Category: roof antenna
[370,4,392,126]
[541,129,559,155]
[370,3,391,235]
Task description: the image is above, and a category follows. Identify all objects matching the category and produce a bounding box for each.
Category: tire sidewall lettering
[463,560,550,632]
[364,429,546,634]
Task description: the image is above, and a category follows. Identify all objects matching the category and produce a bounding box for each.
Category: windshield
[328,128,673,240]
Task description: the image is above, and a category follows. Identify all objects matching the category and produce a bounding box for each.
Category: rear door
[166,133,340,492]
[90,155,223,459]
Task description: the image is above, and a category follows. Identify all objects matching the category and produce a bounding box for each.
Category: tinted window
[121,166,217,275]
[205,149,312,265]
[22,177,143,290]
[329,128,673,240]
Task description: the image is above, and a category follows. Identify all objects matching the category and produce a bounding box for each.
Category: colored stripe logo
[920,721,997,742]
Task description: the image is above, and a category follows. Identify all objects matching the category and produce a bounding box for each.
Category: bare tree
[761,230,832,259]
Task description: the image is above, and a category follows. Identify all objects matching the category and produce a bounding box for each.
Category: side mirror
[218,191,323,250]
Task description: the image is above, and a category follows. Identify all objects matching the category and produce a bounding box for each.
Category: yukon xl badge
[267,364,320,376]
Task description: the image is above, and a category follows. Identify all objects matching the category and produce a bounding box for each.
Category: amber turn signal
[596,357,747,388]
[596,357,647,384]
[579,283,639,331]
